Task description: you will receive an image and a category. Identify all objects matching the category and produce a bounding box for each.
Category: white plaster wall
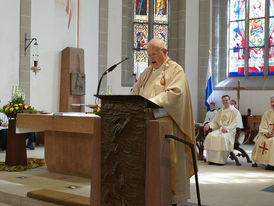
[30,0,99,112]
[30,0,76,112]
[107,0,132,95]
[213,90,274,115]
[79,0,99,111]
[185,0,199,120]
[0,0,20,107]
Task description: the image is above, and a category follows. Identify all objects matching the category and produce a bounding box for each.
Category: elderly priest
[131,38,195,205]
[204,95,239,164]
[252,96,274,170]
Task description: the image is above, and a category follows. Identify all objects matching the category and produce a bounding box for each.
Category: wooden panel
[16,113,99,134]
[60,47,85,112]
[146,120,172,206]
[100,97,148,206]
[45,130,94,178]
[90,120,172,206]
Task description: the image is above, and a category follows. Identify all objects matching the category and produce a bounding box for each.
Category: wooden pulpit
[91,95,172,206]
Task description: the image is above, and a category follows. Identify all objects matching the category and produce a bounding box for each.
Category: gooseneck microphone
[96,57,129,96]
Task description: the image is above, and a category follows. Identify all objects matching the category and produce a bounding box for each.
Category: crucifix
[232,80,245,110]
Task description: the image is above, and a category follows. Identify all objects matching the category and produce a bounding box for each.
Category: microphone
[96,57,129,96]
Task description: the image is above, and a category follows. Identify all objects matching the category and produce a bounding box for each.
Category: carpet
[0,158,45,172]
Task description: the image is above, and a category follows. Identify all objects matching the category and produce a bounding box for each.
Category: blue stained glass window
[249,19,265,47]
[230,0,245,21]
[230,21,245,49]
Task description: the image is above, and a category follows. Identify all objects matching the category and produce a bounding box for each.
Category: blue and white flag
[205,55,214,111]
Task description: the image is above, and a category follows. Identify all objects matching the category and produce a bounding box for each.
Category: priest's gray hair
[271,95,274,99]
[148,38,167,50]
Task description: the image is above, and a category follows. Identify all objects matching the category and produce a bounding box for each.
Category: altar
[16,113,100,178]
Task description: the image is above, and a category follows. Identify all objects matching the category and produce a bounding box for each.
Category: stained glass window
[153,24,168,46]
[270,1,274,74]
[248,47,264,75]
[229,0,274,76]
[230,0,245,21]
[249,0,265,19]
[133,0,169,75]
[270,0,274,17]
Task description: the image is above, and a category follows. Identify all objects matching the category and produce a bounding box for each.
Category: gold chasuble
[131,57,195,203]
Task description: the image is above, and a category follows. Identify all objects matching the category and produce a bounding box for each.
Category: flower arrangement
[0,86,35,115]
[93,105,101,116]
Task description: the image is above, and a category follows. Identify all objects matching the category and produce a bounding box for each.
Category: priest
[251,96,274,170]
[131,38,195,205]
[204,95,239,164]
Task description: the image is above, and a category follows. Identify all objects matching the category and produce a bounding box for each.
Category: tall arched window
[133,0,169,75]
[228,0,274,76]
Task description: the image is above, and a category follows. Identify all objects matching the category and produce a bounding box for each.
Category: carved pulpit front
[91,95,172,206]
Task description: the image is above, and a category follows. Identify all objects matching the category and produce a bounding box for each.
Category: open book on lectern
[95,95,161,109]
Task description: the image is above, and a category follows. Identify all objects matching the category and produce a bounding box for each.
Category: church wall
[0,0,20,107]
[213,90,274,116]
[30,0,99,112]
[197,0,211,122]
[79,0,99,110]
[107,0,132,95]
[185,0,199,120]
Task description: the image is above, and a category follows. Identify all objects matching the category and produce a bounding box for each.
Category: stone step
[0,191,61,206]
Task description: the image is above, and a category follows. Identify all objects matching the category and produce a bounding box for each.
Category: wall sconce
[24,33,41,75]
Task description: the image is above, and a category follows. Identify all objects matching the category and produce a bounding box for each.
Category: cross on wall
[232,80,245,111]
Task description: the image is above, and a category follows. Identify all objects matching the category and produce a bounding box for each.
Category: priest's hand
[265,132,274,138]
[221,128,228,133]
[204,124,210,131]
[1,123,8,127]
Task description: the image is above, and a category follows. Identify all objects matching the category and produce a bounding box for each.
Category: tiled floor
[0,146,90,206]
[0,145,273,206]
[186,144,274,206]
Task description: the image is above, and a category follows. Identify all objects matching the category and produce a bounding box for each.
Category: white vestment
[252,109,274,166]
[204,106,238,164]
[235,109,245,144]
[203,110,217,125]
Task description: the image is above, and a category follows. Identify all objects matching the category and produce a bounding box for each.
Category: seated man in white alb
[251,95,274,170]
[204,95,239,164]
[203,102,217,125]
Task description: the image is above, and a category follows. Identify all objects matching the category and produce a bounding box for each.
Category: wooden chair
[195,124,206,161]
[229,128,252,166]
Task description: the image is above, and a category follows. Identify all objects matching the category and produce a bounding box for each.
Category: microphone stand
[96,57,128,96]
